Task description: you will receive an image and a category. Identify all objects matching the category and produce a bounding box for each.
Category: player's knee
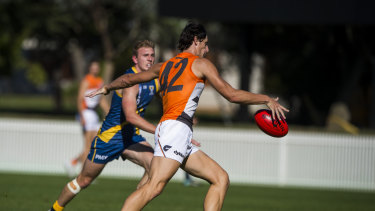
[76,176,94,188]
[221,170,230,190]
[215,169,230,190]
[67,178,81,194]
[150,181,167,199]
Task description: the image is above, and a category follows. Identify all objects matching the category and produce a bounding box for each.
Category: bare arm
[122,85,157,134]
[193,58,289,120]
[86,63,162,97]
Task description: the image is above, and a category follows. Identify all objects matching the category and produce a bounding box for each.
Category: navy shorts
[87,134,146,164]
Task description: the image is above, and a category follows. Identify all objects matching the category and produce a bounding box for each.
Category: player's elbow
[221,87,241,103]
[226,96,236,103]
[121,75,132,87]
[125,114,138,125]
[226,93,240,104]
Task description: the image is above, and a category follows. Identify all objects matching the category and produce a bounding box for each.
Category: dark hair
[177,22,207,52]
[132,40,155,56]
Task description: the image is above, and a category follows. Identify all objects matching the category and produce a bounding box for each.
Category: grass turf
[0,172,374,211]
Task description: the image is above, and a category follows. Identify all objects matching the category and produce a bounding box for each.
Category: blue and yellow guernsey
[96,67,159,144]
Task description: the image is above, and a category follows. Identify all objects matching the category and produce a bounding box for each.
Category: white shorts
[154,120,199,164]
[82,109,101,132]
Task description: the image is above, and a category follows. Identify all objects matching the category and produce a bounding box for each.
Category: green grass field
[0,173,374,211]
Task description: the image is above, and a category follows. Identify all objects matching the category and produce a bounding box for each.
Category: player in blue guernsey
[49,40,158,211]
[89,65,159,164]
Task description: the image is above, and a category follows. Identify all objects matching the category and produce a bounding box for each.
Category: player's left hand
[191,139,201,147]
[86,86,109,98]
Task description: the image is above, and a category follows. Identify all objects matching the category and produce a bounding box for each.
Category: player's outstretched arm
[86,63,162,98]
[194,58,289,120]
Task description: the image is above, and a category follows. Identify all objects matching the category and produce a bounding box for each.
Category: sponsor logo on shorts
[95,154,109,160]
[163,145,172,151]
[174,150,185,158]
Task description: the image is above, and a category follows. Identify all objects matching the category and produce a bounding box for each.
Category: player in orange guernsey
[65,61,110,177]
[88,22,289,211]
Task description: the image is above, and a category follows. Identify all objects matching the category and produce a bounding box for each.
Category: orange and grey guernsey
[82,74,103,109]
[159,52,205,129]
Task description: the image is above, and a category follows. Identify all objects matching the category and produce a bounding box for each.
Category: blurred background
[1,0,375,210]
[1,0,375,131]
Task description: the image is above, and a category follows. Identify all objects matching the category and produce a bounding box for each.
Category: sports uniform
[87,67,159,164]
[154,52,205,163]
[81,74,104,131]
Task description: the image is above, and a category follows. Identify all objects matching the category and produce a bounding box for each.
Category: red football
[254,109,288,138]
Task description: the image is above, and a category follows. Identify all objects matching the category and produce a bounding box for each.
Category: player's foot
[64,160,76,178]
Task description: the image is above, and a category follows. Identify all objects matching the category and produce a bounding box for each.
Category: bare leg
[121,157,180,211]
[77,130,97,163]
[136,171,149,189]
[182,150,229,211]
[57,159,105,206]
[122,141,154,189]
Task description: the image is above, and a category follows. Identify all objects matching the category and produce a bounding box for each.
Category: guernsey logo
[149,85,155,95]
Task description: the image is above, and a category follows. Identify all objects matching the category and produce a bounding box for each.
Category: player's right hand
[266,97,289,120]
[86,86,109,98]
